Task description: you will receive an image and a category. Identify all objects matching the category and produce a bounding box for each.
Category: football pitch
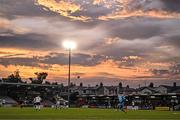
[0,108,179,120]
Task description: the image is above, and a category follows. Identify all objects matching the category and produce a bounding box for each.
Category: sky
[0,0,180,87]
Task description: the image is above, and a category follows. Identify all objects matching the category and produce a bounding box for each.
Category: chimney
[119,82,122,88]
[100,82,103,87]
[173,82,176,87]
[80,82,83,87]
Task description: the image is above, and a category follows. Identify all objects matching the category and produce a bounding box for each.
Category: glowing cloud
[35,0,180,21]
[98,9,180,20]
[35,0,91,21]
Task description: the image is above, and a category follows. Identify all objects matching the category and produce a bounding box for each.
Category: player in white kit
[34,96,42,110]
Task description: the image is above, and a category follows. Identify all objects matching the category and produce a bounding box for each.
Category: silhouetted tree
[6,70,23,83]
[35,72,48,81]
[29,72,48,84]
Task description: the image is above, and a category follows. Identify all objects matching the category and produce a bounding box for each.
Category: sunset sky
[0,0,180,87]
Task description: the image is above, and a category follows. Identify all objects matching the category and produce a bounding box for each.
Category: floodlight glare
[63,41,77,50]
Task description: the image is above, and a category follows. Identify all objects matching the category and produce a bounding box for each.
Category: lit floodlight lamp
[62,40,77,50]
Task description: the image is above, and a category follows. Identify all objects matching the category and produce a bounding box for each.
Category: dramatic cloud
[151,63,180,79]
[0,33,58,50]
[0,0,179,85]
[161,0,180,12]
[35,0,180,21]
[41,52,105,66]
[0,0,57,18]
[0,52,106,67]
[0,57,39,67]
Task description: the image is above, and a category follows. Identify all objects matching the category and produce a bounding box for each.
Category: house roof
[159,85,180,93]
[159,85,172,89]
[170,86,180,93]
[136,87,157,93]
[104,86,117,90]
[119,87,136,92]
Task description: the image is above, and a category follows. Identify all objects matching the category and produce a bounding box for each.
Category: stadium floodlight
[62,40,77,108]
[63,41,77,50]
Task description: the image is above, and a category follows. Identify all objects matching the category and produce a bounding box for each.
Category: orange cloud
[98,9,180,20]
[35,0,180,21]
[35,0,91,21]
[0,48,51,58]
[0,48,176,82]
[0,58,152,82]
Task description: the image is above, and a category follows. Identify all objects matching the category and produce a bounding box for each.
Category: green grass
[0,107,179,120]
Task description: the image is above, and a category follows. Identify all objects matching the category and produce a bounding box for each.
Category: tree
[35,72,48,81]
[7,70,23,83]
[29,72,48,84]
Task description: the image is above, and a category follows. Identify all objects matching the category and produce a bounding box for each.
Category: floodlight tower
[62,40,77,107]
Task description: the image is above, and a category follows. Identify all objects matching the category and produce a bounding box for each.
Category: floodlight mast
[62,41,76,108]
[68,48,71,108]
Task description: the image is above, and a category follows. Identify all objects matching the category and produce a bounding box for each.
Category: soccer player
[0,99,2,107]
[34,96,42,110]
[117,95,126,113]
[2,99,6,107]
[132,101,135,110]
[55,95,61,109]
